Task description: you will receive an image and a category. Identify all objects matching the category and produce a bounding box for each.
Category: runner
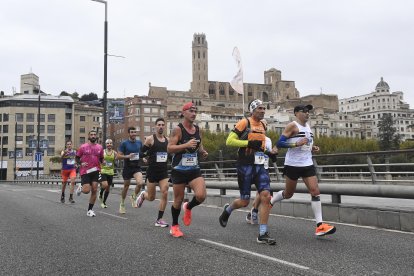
[219,99,276,245]
[271,104,336,236]
[136,118,170,227]
[167,102,208,237]
[60,140,77,204]
[98,139,118,208]
[117,127,143,214]
[75,130,104,217]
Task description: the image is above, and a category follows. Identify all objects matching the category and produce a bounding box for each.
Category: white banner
[230,47,244,95]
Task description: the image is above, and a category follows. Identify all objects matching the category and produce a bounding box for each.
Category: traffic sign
[35,152,42,162]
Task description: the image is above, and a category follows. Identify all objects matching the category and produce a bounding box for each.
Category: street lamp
[24,82,41,179]
[91,0,108,145]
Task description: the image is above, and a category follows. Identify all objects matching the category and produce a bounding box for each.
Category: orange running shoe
[182,202,192,226]
[169,225,184,238]
[315,223,336,236]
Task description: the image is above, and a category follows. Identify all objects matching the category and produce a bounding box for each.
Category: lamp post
[91,0,108,145]
[14,117,17,180]
[24,82,41,179]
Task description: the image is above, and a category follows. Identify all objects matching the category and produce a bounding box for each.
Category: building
[73,101,103,148]
[0,74,74,180]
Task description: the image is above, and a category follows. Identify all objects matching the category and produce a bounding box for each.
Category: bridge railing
[10,149,414,204]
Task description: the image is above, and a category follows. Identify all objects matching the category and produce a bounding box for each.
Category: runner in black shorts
[167,102,208,237]
[136,118,170,228]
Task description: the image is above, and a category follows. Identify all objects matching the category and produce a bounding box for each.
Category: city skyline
[1,0,413,106]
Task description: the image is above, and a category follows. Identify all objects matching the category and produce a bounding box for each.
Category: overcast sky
[1,0,413,106]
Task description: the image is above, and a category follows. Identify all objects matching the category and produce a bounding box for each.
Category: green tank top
[101,150,115,175]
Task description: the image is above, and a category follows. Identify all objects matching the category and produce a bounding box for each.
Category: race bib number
[105,161,113,167]
[67,159,75,165]
[182,153,198,166]
[301,137,313,151]
[156,152,168,163]
[86,167,98,174]
[254,152,266,165]
[130,153,140,161]
[264,155,269,169]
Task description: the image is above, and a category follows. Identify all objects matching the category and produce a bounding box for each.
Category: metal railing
[11,149,414,204]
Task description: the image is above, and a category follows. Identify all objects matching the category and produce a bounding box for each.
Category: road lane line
[99,211,128,220]
[199,238,310,271]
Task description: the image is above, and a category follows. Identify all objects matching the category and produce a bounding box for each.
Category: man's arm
[276,122,300,148]
[140,135,153,158]
[167,126,197,154]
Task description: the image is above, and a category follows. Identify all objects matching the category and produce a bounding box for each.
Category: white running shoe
[76,184,82,196]
[86,210,96,217]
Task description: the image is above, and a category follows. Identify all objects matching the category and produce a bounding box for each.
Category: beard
[158,129,164,135]
[89,137,97,143]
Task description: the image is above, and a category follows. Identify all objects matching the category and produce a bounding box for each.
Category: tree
[377,113,401,150]
[72,92,79,100]
[60,91,70,97]
[80,92,98,102]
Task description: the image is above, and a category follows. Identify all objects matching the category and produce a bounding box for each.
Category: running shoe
[60,195,65,203]
[315,223,336,236]
[86,210,96,217]
[245,212,252,223]
[219,203,230,227]
[169,225,183,238]
[68,197,75,204]
[100,202,107,209]
[182,202,192,226]
[155,219,169,228]
[119,203,126,214]
[251,209,259,225]
[257,232,276,245]
[130,194,137,208]
[136,191,145,208]
[76,184,82,196]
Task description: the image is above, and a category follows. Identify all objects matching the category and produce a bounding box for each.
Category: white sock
[311,196,323,224]
[270,190,284,205]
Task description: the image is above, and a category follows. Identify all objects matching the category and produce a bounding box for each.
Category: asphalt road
[1,183,413,276]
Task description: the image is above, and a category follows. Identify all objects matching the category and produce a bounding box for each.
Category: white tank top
[284,121,314,167]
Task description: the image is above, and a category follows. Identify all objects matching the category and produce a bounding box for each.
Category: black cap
[294,104,313,113]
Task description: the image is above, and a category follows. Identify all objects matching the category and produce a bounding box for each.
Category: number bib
[254,152,266,165]
[67,159,75,165]
[156,152,168,163]
[105,161,113,167]
[130,153,140,161]
[86,167,98,174]
[264,155,269,169]
[182,153,198,166]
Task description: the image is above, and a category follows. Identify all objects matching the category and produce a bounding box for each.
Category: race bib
[130,153,140,161]
[254,152,266,165]
[105,161,113,167]
[86,167,98,174]
[182,153,198,166]
[156,152,168,163]
[264,155,269,169]
[301,137,313,151]
[67,159,75,165]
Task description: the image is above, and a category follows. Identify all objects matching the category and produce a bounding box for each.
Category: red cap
[182,102,195,111]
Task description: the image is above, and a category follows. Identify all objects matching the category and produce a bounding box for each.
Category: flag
[230,47,244,95]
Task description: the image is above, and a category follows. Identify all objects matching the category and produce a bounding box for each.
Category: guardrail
[11,149,414,204]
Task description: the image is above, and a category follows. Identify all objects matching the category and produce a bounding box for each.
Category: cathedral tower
[191,33,208,96]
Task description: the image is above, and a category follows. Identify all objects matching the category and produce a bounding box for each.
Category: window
[80,127,85,133]
[38,125,45,134]
[40,114,45,122]
[144,126,150,132]
[80,137,85,144]
[136,108,140,115]
[48,114,55,122]
[160,109,165,116]
[3,114,9,122]
[144,108,151,113]
[26,113,35,122]
[80,116,85,121]
[16,113,24,122]
[65,124,71,131]
[26,125,34,133]
[2,136,8,145]
[47,148,55,156]
[3,125,8,133]
[144,117,151,122]
[17,124,23,133]
[152,107,159,113]
[47,125,55,133]
[65,113,72,120]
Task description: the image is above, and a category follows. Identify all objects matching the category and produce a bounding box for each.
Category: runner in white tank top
[271,104,336,237]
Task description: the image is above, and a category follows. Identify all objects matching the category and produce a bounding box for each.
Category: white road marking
[199,238,310,271]
[99,211,128,220]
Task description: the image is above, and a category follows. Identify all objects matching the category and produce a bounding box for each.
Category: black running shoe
[257,232,276,245]
[60,196,65,203]
[68,197,75,204]
[219,203,230,227]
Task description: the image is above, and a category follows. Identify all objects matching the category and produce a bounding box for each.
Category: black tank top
[147,134,168,171]
[171,123,201,171]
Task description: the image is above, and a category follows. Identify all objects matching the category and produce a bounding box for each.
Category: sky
[1,0,414,106]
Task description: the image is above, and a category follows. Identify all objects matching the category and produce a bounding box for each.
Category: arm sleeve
[276,135,297,148]
[226,131,249,148]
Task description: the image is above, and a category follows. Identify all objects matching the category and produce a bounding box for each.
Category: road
[0,183,413,275]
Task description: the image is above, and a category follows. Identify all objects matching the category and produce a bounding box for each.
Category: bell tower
[191,33,208,96]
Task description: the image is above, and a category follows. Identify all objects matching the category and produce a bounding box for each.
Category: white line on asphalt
[199,238,310,271]
[99,211,128,220]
